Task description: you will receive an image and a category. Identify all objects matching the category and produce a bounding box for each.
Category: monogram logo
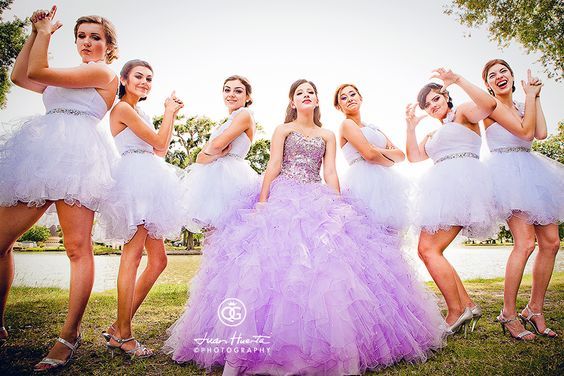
[217,298,247,327]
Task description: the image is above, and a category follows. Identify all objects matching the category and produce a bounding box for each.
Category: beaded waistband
[434,152,479,165]
[490,146,530,154]
[350,157,364,165]
[121,149,153,157]
[225,153,243,159]
[46,108,101,119]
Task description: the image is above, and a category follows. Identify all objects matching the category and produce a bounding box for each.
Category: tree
[247,138,270,174]
[18,225,50,242]
[445,0,564,81]
[0,0,27,108]
[532,120,563,164]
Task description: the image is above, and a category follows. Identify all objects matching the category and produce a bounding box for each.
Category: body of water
[13,245,563,292]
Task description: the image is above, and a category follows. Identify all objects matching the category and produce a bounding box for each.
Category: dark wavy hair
[118,59,153,101]
[417,83,453,110]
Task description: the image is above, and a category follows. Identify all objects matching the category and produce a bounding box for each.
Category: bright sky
[2,0,563,175]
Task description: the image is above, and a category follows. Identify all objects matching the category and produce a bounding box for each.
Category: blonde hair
[74,15,118,64]
[333,83,362,110]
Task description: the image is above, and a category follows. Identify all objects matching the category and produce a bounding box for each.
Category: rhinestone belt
[491,146,530,153]
[434,152,479,165]
[46,108,100,119]
[350,157,364,165]
[225,153,243,159]
[121,149,153,157]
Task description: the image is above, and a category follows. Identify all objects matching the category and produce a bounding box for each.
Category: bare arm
[534,97,547,140]
[380,134,405,163]
[195,143,232,164]
[259,125,287,202]
[322,131,340,193]
[404,103,430,162]
[204,110,254,155]
[11,27,47,93]
[431,68,496,124]
[340,120,394,166]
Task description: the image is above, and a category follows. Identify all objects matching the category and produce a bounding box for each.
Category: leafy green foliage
[18,225,50,242]
[445,0,564,81]
[0,0,28,108]
[532,120,564,164]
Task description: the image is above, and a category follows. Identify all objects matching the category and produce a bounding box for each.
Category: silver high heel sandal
[470,304,482,332]
[519,304,558,338]
[34,333,82,372]
[106,335,154,359]
[101,324,117,343]
[495,310,534,340]
[446,307,473,338]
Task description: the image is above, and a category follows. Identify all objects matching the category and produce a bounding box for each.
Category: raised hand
[165,90,184,114]
[32,6,62,35]
[405,103,427,131]
[430,67,460,89]
[523,69,543,97]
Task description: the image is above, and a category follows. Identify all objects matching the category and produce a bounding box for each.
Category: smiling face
[223,79,249,112]
[486,63,514,96]
[337,85,362,114]
[75,23,107,63]
[122,66,153,99]
[422,89,449,119]
[292,82,318,112]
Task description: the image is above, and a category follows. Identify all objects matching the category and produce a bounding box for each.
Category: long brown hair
[284,79,322,127]
[74,15,118,64]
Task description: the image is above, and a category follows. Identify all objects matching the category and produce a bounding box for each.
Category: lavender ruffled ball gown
[164,131,446,375]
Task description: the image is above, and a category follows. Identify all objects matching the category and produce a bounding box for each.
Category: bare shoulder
[273,124,293,138]
[320,128,336,142]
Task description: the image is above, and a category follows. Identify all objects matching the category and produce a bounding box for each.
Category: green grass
[1,274,562,375]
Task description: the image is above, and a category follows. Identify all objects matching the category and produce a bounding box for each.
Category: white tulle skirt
[341,160,410,231]
[414,157,496,240]
[97,153,186,243]
[182,155,259,233]
[0,113,116,211]
[484,151,564,225]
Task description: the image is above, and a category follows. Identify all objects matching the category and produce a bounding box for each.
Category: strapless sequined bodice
[114,110,154,155]
[210,107,253,158]
[42,86,107,120]
[279,131,325,183]
[342,123,387,165]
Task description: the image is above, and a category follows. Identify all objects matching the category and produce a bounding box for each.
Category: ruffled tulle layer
[0,113,116,211]
[341,161,410,231]
[414,158,496,240]
[182,156,259,233]
[164,176,446,375]
[484,151,564,225]
[97,153,186,243]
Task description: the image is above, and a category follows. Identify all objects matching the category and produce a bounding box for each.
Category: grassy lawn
[1,272,562,375]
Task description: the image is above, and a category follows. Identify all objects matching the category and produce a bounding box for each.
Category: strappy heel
[495,310,534,340]
[446,307,473,338]
[469,304,482,332]
[33,333,82,372]
[107,335,154,359]
[101,324,117,343]
[519,304,558,338]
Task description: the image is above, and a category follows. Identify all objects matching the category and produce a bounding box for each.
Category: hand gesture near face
[165,91,184,115]
[521,69,543,98]
[31,5,62,35]
[405,103,427,131]
[430,67,460,89]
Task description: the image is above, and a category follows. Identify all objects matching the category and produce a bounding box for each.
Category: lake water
[13,245,564,292]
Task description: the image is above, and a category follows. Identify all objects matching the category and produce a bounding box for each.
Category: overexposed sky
[2,0,563,174]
